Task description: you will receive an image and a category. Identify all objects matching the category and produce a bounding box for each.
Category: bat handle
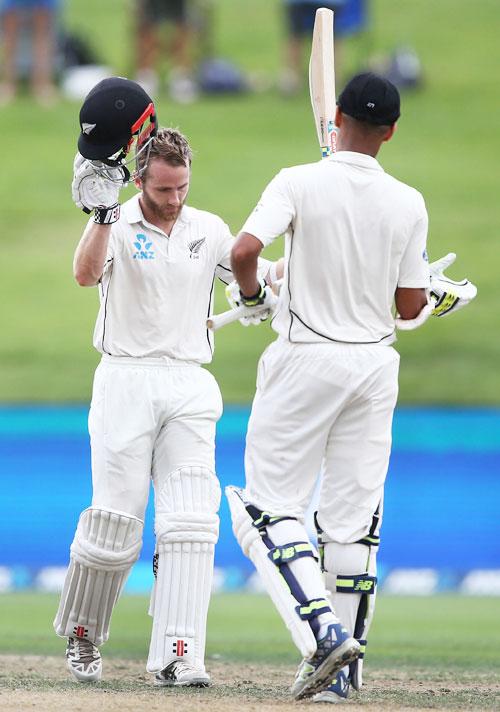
[207,280,283,331]
[207,305,249,331]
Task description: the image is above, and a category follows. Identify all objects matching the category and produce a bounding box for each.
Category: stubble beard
[142,190,184,223]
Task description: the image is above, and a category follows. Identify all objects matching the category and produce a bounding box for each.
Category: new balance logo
[133,234,155,260]
[354,580,375,592]
[172,639,188,656]
[188,238,205,259]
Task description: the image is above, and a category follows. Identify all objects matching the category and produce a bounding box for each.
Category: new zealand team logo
[188,237,206,259]
[133,234,155,260]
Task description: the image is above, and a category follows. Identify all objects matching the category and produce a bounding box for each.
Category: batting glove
[71,153,128,223]
[225,279,278,326]
[429,253,477,317]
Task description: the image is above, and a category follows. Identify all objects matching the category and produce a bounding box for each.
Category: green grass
[2,592,500,671]
[1,593,499,709]
[1,0,499,402]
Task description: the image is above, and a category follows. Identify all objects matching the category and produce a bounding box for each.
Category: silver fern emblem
[188,238,206,259]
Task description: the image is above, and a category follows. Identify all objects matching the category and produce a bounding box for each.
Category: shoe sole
[294,639,360,700]
[67,663,102,683]
[154,678,210,688]
[312,690,348,703]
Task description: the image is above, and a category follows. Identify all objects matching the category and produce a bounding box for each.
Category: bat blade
[309,8,336,158]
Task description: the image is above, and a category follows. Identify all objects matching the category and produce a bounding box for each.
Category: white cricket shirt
[242,151,430,345]
[92,194,237,362]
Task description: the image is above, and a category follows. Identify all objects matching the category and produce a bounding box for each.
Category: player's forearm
[231,232,264,296]
[73,223,112,286]
[394,287,428,319]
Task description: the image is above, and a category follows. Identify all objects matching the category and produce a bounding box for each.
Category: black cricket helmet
[78,76,157,178]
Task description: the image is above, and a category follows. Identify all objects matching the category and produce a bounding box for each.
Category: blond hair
[139,127,192,178]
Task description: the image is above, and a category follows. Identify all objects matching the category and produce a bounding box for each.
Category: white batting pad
[226,486,327,659]
[147,466,221,673]
[323,541,377,690]
[53,508,143,645]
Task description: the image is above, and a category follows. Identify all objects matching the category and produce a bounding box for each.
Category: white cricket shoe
[154,660,210,687]
[66,636,102,682]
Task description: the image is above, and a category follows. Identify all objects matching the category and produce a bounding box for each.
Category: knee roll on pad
[226,486,336,659]
[53,507,143,645]
[147,466,221,673]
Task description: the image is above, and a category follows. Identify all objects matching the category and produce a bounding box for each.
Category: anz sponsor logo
[133,234,155,260]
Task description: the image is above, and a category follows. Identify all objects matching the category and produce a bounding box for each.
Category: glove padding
[225,279,278,326]
[429,253,477,317]
[71,153,128,213]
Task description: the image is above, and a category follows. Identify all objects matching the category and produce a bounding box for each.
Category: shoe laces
[68,637,100,664]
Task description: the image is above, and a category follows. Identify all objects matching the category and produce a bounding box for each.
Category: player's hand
[71,153,127,214]
[225,279,278,326]
[429,253,477,317]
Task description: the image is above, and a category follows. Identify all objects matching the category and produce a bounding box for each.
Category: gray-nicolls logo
[82,122,96,134]
[188,237,206,259]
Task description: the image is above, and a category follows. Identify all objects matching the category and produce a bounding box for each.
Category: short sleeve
[241,170,295,247]
[398,198,431,288]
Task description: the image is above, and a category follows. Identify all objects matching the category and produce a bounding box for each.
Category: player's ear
[134,177,143,190]
[335,106,342,127]
[383,123,397,142]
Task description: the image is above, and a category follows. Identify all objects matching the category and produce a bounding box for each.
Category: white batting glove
[225,279,278,326]
[429,253,477,317]
[71,153,127,221]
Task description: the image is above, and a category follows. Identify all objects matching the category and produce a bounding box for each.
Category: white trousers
[244,338,400,544]
[89,355,223,519]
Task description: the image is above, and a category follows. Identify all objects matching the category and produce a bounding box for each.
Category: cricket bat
[208,12,336,331]
[309,8,337,157]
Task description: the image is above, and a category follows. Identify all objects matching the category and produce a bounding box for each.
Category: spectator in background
[279,0,367,95]
[135,0,198,104]
[0,0,59,105]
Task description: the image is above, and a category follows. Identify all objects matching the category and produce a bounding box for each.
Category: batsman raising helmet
[53,76,281,686]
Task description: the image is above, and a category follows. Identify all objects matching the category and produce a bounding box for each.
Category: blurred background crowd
[0,0,422,107]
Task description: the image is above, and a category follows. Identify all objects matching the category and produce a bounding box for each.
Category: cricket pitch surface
[1,655,499,711]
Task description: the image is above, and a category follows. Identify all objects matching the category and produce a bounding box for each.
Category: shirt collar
[328,151,384,172]
[122,193,192,228]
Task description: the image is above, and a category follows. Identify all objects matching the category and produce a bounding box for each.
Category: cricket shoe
[291,624,360,700]
[313,669,350,703]
[154,661,210,687]
[66,636,102,682]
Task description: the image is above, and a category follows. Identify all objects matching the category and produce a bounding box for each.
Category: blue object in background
[1,406,499,583]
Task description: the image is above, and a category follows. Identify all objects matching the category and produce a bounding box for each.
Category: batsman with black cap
[53,76,281,688]
[224,72,476,703]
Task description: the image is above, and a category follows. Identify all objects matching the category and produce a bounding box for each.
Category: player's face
[139,158,190,223]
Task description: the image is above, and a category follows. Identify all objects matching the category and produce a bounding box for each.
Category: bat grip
[207,305,249,331]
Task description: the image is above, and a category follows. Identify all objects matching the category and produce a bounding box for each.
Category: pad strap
[248,506,297,530]
[335,574,377,595]
[269,542,315,565]
[296,597,331,621]
[356,638,367,660]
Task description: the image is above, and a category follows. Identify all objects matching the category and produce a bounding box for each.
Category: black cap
[338,72,400,126]
[78,77,154,160]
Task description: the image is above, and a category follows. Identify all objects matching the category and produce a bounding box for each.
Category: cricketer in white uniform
[53,126,274,686]
[226,73,431,701]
